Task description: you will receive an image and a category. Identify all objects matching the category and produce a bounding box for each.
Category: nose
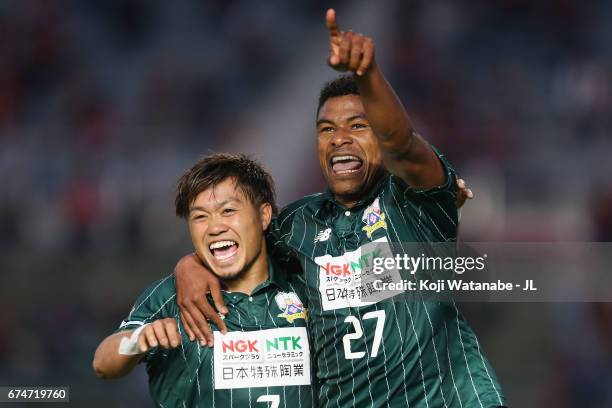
[331,128,353,148]
[207,216,229,236]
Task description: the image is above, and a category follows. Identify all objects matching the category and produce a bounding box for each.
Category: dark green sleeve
[392,146,459,240]
[115,274,178,333]
[269,215,281,239]
[266,223,299,266]
[267,234,309,308]
[285,260,309,309]
[406,146,457,195]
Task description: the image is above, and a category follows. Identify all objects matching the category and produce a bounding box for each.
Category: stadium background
[1,0,611,406]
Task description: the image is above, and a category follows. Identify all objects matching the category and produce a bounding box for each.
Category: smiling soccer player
[93,154,313,407]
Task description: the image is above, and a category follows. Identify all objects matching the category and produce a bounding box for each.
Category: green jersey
[118,260,314,408]
[274,152,506,408]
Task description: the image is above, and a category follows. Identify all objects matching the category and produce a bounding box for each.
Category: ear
[259,202,272,231]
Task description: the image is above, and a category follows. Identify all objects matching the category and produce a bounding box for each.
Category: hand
[138,318,181,353]
[175,253,228,347]
[326,8,375,76]
[455,176,474,208]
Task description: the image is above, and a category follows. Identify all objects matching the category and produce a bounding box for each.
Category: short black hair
[316,74,360,117]
[175,153,277,219]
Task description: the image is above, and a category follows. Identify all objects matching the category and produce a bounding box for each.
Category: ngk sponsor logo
[315,238,400,311]
[222,339,260,353]
[320,248,382,280]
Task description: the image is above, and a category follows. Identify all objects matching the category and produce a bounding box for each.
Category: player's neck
[333,171,386,208]
[334,191,360,208]
[223,246,269,295]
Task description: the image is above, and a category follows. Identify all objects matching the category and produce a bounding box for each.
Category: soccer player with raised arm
[175,9,506,408]
[93,155,314,407]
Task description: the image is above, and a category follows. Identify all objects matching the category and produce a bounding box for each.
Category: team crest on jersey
[275,292,307,323]
[361,197,387,238]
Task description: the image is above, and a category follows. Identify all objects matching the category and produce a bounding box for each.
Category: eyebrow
[316,114,367,127]
[346,114,367,122]
[190,198,241,213]
[316,118,333,127]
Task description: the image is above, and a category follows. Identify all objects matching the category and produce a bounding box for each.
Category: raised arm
[326,9,445,190]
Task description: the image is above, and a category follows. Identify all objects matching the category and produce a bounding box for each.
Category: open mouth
[330,155,363,175]
[209,240,239,262]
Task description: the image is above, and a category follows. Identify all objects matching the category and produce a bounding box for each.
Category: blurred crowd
[0,0,330,256]
[1,0,611,406]
[389,0,612,242]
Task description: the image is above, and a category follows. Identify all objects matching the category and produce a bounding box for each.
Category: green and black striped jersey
[117,260,314,408]
[274,151,506,408]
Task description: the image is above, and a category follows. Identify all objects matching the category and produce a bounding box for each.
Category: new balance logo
[314,228,332,243]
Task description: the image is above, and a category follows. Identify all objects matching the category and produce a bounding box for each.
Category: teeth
[332,155,360,164]
[209,240,237,251]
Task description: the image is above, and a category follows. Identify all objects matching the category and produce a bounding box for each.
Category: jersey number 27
[342,310,386,359]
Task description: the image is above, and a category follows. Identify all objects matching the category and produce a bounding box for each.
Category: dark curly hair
[316,74,360,118]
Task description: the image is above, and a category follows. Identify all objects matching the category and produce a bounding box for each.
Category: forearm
[355,62,414,150]
[325,8,445,188]
[175,251,228,345]
[93,331,144,379]
[356,64,444,188]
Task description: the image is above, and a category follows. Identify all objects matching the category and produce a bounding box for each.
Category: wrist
[355,60,378,79]
[118,324,150,356]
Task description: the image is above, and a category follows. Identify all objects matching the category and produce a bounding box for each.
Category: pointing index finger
[326,9,340,38]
